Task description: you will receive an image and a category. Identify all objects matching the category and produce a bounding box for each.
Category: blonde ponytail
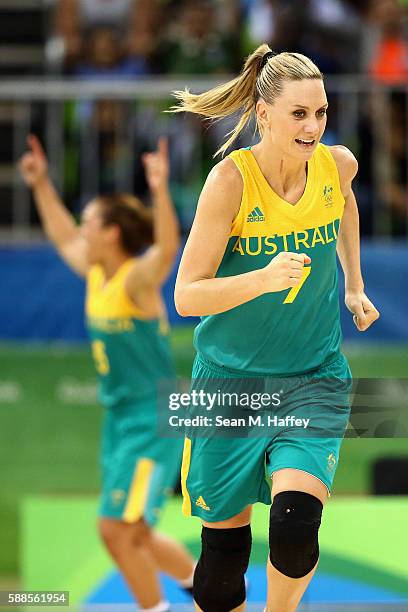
[169,45,323,157]
[170,44,271,157]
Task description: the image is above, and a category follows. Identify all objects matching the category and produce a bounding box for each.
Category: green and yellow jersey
[194,143,345,375]
[86,259,174,410]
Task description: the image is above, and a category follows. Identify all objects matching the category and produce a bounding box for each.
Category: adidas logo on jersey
[196,496,210,511]
[247,206,265,222]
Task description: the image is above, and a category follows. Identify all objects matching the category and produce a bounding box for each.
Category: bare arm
[331,145,379,331]
[125,138,180,298]
[333,146,364,292]
[19,135,88,276]
[175,159,310,317]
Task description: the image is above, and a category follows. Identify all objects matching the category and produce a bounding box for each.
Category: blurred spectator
[71,26,148,162]
[160,0,236,74]
[87,100,129,193]
[244,0,280,46]
[215,0,242,43]
[302,0,362,74]
[367,0,408,83]
[308,0,360,29]
[126,0,167,73]
[55,0,135,70]
[380,93,408,235]
[243,0,307,54]
[243,0,362,74]
[54,0,164,73]
[74,27,148,78]
[74,98,152,205]
[358,0,408,236]
[356,89,407,237]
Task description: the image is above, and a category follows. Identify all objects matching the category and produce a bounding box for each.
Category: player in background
[19,135,195,612]
[171,45,380,612]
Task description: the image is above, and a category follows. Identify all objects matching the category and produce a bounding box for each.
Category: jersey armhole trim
[228,151,246,234]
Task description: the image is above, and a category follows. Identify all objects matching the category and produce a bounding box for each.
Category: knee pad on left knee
[269,491,323,579]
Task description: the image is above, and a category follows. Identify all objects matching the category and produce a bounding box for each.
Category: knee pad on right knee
[269,491,323,579]
[193,524,252,612]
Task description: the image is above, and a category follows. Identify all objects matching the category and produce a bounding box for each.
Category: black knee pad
[269,491,323,579]
[193,524,252,612]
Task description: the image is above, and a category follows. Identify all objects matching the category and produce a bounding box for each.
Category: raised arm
[175,159,310,317]
[19,135,88,276]
[125,138,181,297]
[331,145,380,331]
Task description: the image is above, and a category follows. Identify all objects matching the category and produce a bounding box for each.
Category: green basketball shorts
[181,352,352,522]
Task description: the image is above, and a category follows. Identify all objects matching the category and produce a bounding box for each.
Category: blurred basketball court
[19,496,408,610]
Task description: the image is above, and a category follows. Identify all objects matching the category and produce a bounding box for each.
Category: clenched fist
[260,251,311,294]
[345,291,380,331]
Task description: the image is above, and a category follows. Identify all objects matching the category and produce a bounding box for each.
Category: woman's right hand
[19,134,48,188]
[260,252,311,293]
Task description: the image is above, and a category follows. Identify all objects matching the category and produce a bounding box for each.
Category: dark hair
[97,193,153,254]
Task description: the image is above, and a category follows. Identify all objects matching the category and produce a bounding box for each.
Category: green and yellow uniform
[86,259,182,525]
[182,144,352,522]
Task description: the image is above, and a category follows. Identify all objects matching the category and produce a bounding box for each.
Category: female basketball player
[19,135,195,612]
[172,45,380,612]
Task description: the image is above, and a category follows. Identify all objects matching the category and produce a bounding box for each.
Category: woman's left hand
[142,137,170,193]
[345,291,380,331]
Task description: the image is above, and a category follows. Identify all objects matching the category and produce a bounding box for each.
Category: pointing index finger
[27,134,46,159]
[157,136,168,157]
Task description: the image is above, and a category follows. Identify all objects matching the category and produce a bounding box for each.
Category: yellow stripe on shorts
[123,458,155,523]
[181,438,192,516]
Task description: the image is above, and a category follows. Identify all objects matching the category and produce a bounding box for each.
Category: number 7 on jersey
[283,265,312,304]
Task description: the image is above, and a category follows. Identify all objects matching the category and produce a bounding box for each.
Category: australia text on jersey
[232,219,340,256]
